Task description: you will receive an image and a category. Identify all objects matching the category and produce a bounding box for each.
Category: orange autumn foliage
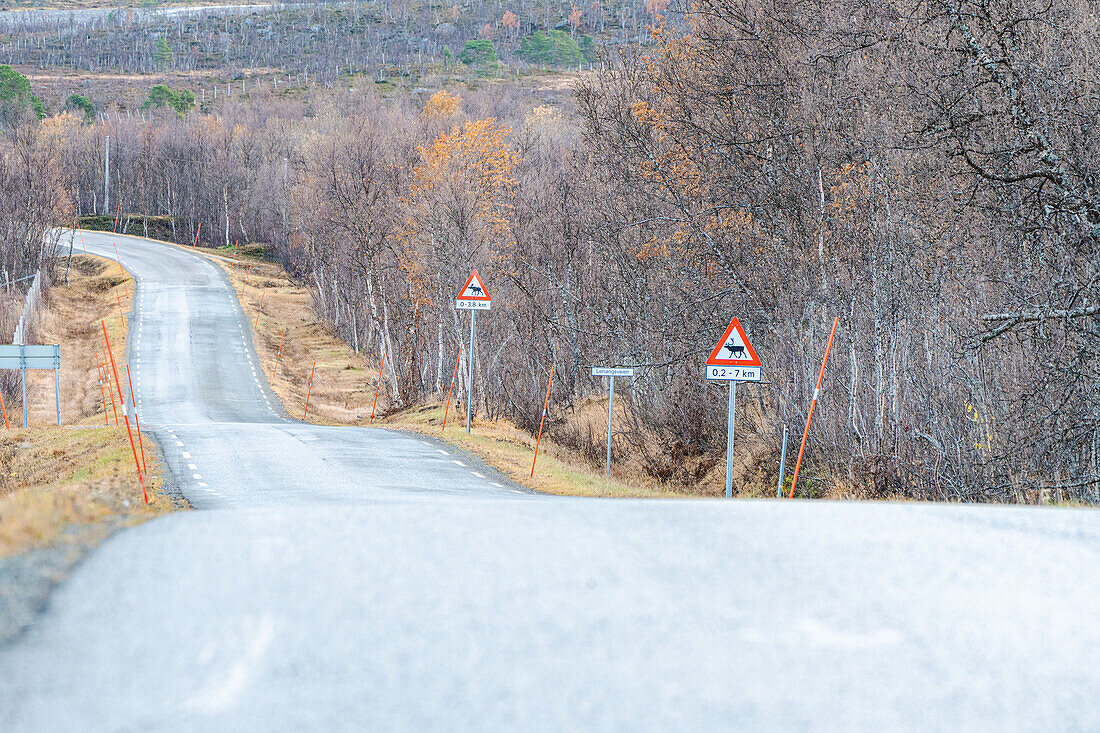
[422,89,462,119]
[399,119,521,306]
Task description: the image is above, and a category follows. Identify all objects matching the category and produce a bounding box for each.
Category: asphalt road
[1,232,1098,731]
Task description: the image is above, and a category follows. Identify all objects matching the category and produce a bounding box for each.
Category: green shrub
[0,65,43,126]
[142,84,195,115]
[459,40,499,76]
[517,30,584,66]
[64,94,96,123]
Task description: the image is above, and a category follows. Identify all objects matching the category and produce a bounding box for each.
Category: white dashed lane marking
[492,482,504,488]
[193,474,202,480]
[472,472,485,479]
[452,460,466,467]
[188,464,197,470]
[436,450,449,456]
[181,451,191,458]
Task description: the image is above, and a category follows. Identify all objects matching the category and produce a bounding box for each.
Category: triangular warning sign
[706,317,761,367]
[456,269,491,301]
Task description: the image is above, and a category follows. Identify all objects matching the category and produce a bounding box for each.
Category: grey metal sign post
[591,367,634,478]
[455,269,491,434]
[705,317,762,498]
[776,425,788,498]
[0,344,61,427]
[467,309,475,432]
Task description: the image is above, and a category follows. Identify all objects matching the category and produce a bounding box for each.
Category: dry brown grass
[206,248,694,498]
[216,252,380,424]
[25,252,133,427]
[0,427,172,556]
[0,252,176,556]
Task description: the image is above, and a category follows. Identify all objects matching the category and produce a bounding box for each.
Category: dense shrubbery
[517,31,584,66]
[142,85,195,115]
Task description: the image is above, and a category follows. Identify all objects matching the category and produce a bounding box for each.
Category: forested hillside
[1,0,1097,502]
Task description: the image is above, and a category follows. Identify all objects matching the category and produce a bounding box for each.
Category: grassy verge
[0,427,172,555]
[393,404,692,498]
[203,244,688,497]
[0,253,179,558]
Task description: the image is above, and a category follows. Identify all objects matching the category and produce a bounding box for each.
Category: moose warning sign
[456,269,491,310]
[705,317,761,382]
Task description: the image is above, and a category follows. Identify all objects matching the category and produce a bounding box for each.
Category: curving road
[0,232,1098,730]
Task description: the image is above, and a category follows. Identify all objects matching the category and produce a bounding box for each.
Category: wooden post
[441,345,462,431]
[370,352,386,425]
[254,292,265,332]
[303,361,316,419]
[273,330,286,377]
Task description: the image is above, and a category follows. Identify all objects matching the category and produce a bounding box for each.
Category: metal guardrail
[13,270,42,346]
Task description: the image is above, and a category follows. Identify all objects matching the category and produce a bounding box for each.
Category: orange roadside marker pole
[441,344,462,431]
[115,291,126,330]
[530,363,555,478]
[370,352,386,425]
[101,321,147,504]
[104,351,119,426]
[788,316,839,499]
[112,238,122,267]
[233,239,239,258]
[192,222,201,247]
[95,354,109,426]
[272,330,286,377]
[303,361,316,420]
[253,292,265,332]
[0,384,9,429]
[246,263,253,280]
[126,364,147,476]
[112,204,120,232]
[77,225,87,253]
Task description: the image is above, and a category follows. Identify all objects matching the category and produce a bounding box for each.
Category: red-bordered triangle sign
[706,317,761,367]
[456,269,491,301]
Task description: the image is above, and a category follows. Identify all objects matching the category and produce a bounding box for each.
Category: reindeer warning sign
[705,317,761,381]
[456,269,491,310]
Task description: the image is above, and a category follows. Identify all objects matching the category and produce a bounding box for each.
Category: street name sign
[590,366,635,477]
[455,269,491,310]
[591,366,634,377]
